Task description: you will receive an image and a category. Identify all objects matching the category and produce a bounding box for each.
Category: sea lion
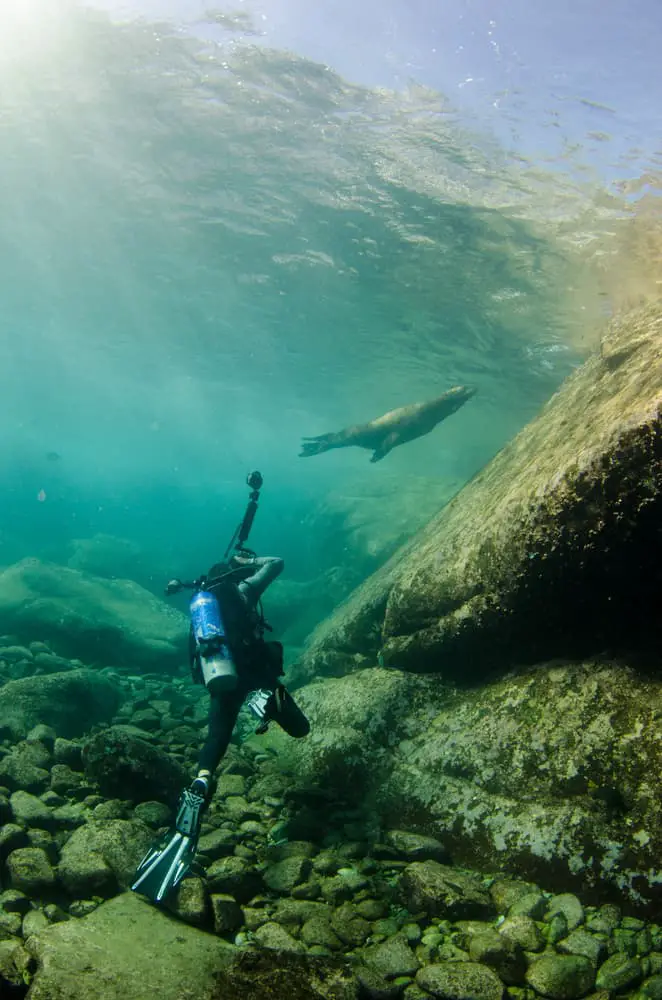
[299,385,476,463]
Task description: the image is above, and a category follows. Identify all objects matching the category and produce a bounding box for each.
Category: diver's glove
[230,550,256,568]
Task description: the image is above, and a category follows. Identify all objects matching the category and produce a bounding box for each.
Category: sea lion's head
[434,384,477,415]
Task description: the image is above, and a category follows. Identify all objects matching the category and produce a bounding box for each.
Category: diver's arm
[237,556,284,602]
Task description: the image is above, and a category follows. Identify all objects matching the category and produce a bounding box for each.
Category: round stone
[526,953,595,999]
[416,961,504,1000]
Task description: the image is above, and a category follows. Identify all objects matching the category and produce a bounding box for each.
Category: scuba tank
[189,590,238,695]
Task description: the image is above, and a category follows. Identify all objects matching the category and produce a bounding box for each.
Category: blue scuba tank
[189,590,238,694]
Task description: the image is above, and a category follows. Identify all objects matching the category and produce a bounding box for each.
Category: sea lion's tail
[299,433,338,458]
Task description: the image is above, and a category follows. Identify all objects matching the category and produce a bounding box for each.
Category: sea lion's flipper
[299,433,340,458]
[370,431,400,463]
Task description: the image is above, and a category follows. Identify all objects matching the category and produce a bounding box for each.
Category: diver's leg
[193,687,246,795]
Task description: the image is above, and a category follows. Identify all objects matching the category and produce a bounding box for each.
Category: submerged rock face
[0,669,122,741]
[271,661,662,912]
[294,301,662,683]
[0,558,188,670]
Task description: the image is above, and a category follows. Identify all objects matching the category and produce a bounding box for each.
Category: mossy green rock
[499,915,545,953]
[363,934,420,980]
[400,861,493,920]
[416,961,504,1000]
[6,847,56,896]
[595,953,643,992]
[526,954,595,999]
[636,975,662,1000]
[558,929,607,967]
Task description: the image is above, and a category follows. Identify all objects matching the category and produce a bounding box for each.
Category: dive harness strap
[130,788,206,903]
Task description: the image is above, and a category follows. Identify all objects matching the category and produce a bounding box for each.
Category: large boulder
[0,558,188,670]
[294,301,662,683]
[269,661,662,914]
[256,667,442,800]
[25,891,236,1000]
[82,727,188,804]
[0,669,122,740]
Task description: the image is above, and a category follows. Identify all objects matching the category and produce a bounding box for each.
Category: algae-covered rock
[296,300,662,682]
[416,961,503,1000]
[205,855,263,904]
[0,742,51,792]
[595,953,644,992]
[400,861,493,920]
[25,891,236,1000]
[6,847,57,896]
[255,667,448,803]
[363,933,420,980]
[82,726,188,804]
[0,669,122,741]
[57,820,152,897]
[0,936,32,988]
[253,921,306,953]
[270,659,662,911]
[526,954,595,999]
[0,558,188,670]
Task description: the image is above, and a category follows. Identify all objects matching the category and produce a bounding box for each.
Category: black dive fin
[131,788,206,903]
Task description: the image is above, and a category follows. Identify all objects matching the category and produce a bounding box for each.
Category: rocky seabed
[0,641,661,999]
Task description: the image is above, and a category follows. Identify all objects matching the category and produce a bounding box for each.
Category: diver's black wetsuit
[196,556,310,776]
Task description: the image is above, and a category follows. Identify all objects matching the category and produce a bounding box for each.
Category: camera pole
[223,471,263,561]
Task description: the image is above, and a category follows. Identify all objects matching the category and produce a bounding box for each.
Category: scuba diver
[131,472,310,904]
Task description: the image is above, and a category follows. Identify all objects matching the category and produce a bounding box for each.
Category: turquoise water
[0,1,656,617]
